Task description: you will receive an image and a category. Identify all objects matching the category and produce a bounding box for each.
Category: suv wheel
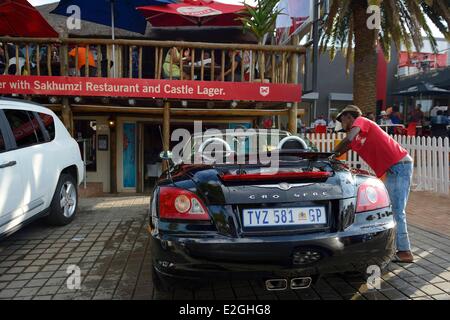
[46,173,78,226]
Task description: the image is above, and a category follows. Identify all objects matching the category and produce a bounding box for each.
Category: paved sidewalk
[407,192,450,236]
[0,193,449,300]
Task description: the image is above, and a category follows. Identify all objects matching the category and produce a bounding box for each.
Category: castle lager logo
[260,86,270,97]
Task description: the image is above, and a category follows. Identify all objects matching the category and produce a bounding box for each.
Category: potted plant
[238,0,283,82]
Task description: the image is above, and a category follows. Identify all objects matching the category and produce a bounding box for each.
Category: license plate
[242,207,326,227]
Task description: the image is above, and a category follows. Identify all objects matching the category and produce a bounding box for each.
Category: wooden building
[0,3,306,195]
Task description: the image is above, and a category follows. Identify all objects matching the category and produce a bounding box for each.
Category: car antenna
[158,125,173,181]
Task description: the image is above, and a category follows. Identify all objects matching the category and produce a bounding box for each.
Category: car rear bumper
[150,220,396,281]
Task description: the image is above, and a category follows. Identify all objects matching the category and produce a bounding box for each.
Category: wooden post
[180,47,184,80]
[190,49,195,80]
[288,35,300,134]
[259,50,265,82]
[162,101,171,171]
[3,45,8,75]
[221,50,225,81]
[129,46,133,78]
[211,50,215,80]
[241,50,245,82]
[25,45,30,75]
[60,43,68,76]
[85,45,89,77]
[271,53,275,83]
[15,45,19,75]
[139,46,143,79]
[169,47,173,80]
[158,47,163,79]
[106,45,110,78]
[136,123,144,193]
[61,97,73,136]
[74,45,79,76]
[163,101,170,151]
[200,49,205,81]
[110,115,117,194]
[47,44,52,76]
[96,45,102,77]
[231,50,235,82]
[36,44,40,76]
[154,47,159,79]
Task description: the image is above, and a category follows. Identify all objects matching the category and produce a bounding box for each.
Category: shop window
[74,120,97,172]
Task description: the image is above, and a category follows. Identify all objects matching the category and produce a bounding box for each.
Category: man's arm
[333,126,360,157]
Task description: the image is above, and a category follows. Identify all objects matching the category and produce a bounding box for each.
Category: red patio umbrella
[137,0,246,27]
[0,0,58,37]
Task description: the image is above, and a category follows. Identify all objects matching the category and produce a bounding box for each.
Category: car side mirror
[160,150,173,161]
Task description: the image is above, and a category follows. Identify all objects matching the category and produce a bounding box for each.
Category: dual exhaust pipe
[265,277,312,291]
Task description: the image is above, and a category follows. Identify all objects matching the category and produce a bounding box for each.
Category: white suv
[0,98,84,238]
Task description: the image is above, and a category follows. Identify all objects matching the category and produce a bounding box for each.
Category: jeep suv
[0,98,84,238]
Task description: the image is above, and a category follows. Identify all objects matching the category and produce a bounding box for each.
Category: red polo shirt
[349,117,408,177]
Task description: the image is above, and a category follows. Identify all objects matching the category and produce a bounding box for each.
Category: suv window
[38,112,55,141]
[4,109,42,148]
[0,128,5,152]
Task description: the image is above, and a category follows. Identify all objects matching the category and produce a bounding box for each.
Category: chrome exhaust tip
[290,277,312,290]
[265,279,288,291]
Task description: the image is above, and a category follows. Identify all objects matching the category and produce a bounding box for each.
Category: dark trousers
[80,66,97,77]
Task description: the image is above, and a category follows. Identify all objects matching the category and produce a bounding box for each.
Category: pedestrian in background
[313,114,327,127]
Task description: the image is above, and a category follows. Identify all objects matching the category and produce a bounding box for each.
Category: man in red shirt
[333,105,414,263]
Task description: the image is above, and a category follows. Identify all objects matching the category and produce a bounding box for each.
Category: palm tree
[320,0,450,113]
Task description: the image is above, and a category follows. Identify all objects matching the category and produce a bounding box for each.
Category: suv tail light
[159,187,210,221]
[355,179,390,213]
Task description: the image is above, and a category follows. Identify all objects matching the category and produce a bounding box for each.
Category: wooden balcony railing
[0,37,305,85]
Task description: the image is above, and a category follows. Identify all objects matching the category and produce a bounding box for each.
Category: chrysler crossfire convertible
[148,130,395,291]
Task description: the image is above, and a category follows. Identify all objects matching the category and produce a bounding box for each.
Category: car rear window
[4,109,41,148]
[38,112,55,141]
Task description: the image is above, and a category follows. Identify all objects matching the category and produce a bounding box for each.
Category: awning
[329,93,353,101]
[301,92,319,101]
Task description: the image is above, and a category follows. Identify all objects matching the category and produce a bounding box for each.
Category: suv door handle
[0,161,17,169]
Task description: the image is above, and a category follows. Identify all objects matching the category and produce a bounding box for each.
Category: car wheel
[46,173,78,226]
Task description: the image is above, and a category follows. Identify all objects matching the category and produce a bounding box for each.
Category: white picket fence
[306,133,450,195]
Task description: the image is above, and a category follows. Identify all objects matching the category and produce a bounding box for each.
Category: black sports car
[148,130,395,291]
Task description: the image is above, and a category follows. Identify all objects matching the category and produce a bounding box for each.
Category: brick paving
[0,193,449,300]
[407,191,450,236]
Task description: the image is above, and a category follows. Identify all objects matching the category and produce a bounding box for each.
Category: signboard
[0,75,302,102]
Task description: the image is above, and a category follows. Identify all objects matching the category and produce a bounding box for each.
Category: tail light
[355,179,390,213]
[159,187,210,221]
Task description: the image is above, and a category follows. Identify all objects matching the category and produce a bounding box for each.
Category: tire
[46,173,78,226]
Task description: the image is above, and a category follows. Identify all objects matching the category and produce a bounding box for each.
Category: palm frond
[321,0,450,68]
[237,0,283,42]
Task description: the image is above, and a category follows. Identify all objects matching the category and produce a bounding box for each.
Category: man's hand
[329,153,339,161]
[332,126,360,156]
